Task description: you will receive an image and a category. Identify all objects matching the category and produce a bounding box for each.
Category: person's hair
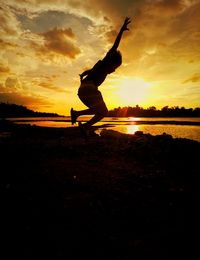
[107,50,122,68]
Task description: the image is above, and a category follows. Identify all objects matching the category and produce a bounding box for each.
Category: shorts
[78,81,108,116]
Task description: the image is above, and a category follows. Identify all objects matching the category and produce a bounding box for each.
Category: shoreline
[1,118,200,143]
[4,116,200,126]
[1,122,200,257]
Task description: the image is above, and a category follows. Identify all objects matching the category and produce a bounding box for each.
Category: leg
[70,108,94,125]
[78,113,104,140]
[79,108,107,139]
[83,113,104,127]
[76,88,107,134]
[76,108,94,116]
[82,102,108,129]
[81,91,108,128]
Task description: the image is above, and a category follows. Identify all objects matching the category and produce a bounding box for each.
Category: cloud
[183,73,200,83]
[0,92,53,110]
[5,77,22,91]
[26,27,81,61]
[1,0,200,112]
[0,39,18,49]
[0,75,55,111]
[148,0,187,16]
[0,64,10,73]
[6,0,135,26]
[0,74,53,110]
[42,27,75,39]
[38,81,66,92]
[0,4,21,38]
[41,27,80,58]
[17,10,69,33]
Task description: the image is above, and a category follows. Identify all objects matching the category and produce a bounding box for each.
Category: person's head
[106,50,122,73]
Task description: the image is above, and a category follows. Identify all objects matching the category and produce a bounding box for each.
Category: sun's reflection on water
[128,117,141,122]
[126,125,140,134]
[113,124,140,135]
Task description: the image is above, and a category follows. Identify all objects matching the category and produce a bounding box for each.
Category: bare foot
[70,108,78,125]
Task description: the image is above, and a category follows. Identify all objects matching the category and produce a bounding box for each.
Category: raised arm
[110,17,131,51]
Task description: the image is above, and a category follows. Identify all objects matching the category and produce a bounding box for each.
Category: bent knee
[98,106,108,117]
[103,106,108,116]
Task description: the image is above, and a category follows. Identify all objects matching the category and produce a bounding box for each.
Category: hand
[121,17,131,31]
[79,74,83,82]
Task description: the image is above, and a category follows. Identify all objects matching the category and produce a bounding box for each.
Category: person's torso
[83,60,108,87]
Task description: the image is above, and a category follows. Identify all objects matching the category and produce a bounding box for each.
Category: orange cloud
[41,27,81,58]
[5,77,21,91]
[2,0,200,113]
[0,4,21,37]
[105,29,117,43]
[183,73,200,84]
[0,39,18,49]
[151,0,186,15]
[0,92,53,110]
[42,27,75,39]
[0,75,54,110]
[0,64,10,73]
[38,81,66,92]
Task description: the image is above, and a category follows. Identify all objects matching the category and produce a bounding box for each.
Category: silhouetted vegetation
[1,103,200,118]
[0,103,61,118]
[108,105,200,117]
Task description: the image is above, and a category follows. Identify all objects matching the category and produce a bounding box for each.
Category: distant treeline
[1,103,200,118]
[0,103,60,118]
[108,105,200,117]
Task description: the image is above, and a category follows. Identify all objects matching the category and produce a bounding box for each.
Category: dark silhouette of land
[1,103,200,118]
[0,103,61,118]
[108,105,200,117]
[1,121,200,258]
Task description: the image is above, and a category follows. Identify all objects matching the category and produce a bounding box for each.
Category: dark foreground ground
[1,121,200,258]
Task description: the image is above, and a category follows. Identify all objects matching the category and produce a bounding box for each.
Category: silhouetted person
[71,17,131,137]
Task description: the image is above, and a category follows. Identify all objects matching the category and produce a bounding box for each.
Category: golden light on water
[128,117,141,121]
[126,124,140,134]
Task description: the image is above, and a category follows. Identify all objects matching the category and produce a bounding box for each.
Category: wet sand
[1,121,200,258]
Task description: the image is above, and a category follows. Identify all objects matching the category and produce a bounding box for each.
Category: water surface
[8,117,200,142]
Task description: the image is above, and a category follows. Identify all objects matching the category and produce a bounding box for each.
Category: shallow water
[107,124,200,142]
[8,117,200,142]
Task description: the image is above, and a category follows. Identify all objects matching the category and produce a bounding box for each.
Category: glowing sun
[117,78,151,105]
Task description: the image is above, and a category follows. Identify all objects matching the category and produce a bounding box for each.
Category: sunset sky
[0,0,200,115]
